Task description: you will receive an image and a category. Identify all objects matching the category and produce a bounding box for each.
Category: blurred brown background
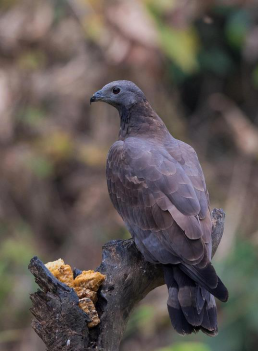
[0,0,258,350]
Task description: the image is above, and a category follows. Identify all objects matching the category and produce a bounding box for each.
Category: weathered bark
[29,258,90,350]
[29,208,225,351]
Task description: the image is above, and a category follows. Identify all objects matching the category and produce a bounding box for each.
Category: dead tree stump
[29,208,225,351]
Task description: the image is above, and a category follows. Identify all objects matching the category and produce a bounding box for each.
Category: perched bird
[90,80,228,336]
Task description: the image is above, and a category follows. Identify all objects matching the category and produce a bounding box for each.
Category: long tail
[163,264,228,336]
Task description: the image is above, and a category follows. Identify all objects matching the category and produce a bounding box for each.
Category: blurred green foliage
[160,342,210,351]
[147,1,199,75]
[126,305,156,338]
[18,50,46,71]
[225,9,250,49]
[17,107,46,127]
[25,154,54,178]
[0,222,36,343]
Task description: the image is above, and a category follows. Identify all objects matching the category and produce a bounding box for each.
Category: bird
[90,80,228,336]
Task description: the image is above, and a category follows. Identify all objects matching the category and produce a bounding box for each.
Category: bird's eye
[112,87,120,95]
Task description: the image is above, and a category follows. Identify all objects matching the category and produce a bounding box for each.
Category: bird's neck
[118,101,168,140]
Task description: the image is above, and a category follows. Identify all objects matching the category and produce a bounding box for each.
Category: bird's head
[90,80,146,110]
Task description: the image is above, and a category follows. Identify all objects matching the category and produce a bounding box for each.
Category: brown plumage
[90,80,228,336]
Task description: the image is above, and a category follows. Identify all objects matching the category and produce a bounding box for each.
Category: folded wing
[106,137,227,302]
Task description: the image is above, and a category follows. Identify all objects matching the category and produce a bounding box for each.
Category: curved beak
[90,90,104,105]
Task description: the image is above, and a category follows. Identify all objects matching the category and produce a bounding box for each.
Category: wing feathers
[107,137,227,302]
